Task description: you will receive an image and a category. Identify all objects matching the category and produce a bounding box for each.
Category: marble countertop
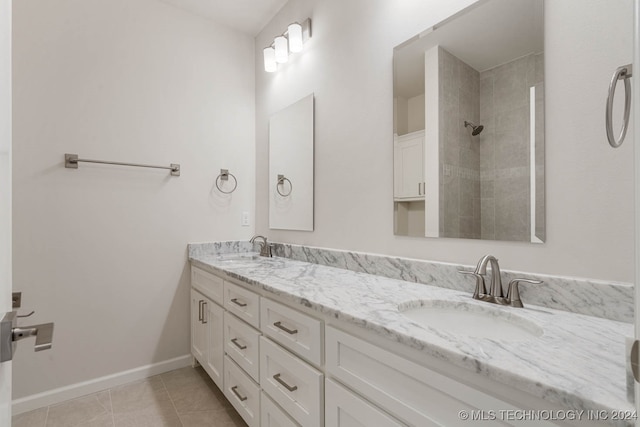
[189,251,635,425]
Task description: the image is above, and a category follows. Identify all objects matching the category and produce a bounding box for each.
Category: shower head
[464,121,484,136]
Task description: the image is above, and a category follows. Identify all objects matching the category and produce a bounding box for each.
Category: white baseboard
[12,354,192,415]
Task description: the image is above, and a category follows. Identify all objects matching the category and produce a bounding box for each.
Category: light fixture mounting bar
[301,18,312,42]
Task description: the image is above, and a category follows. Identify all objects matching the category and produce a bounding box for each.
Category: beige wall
[255,0,634,282]
[12,0,255,399]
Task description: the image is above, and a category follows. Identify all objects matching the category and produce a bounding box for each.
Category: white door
[0,0,11,423]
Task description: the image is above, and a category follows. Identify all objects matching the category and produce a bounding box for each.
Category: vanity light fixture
[264,18,312,73]
[288,23,303,52]
[274,36,289,63]
[263,47,277,72]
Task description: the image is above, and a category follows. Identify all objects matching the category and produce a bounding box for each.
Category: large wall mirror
[393,0,545,243]
[269,94,314,231]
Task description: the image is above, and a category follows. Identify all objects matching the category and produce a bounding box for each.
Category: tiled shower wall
[437,48,545,242]
[479,53,545,241]
[438,47,481,239]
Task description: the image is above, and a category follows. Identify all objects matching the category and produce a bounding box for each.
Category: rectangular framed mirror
[269,93,314,231]
[393,0,545,243]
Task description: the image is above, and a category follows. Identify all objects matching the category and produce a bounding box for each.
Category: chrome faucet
[250,235,272,257]
[476,255,504,299]
[459,255,542,308]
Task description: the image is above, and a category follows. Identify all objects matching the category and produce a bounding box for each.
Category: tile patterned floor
[12,367,248,427]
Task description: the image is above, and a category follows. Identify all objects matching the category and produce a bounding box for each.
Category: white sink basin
[400,300,543,342]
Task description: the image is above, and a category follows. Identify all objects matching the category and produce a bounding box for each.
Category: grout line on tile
[43,405,50,427]
[159,374,184,426]
[108,389,115,427]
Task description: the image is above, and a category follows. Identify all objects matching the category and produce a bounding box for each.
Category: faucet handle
[506,278,543,308]
[458,270,487,300]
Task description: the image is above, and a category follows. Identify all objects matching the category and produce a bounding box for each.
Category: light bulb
[288,23,303,53]
[263,47,277,72]
[274,36,288,63]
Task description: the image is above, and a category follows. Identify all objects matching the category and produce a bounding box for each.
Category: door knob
[0,311,55,362]
[13,323,54,351]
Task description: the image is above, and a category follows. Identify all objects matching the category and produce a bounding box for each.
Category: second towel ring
[606,64,633,148]
[216,169,237,194]
[277,174,293,197]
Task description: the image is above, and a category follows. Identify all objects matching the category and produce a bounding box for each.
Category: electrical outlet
[242,211,250,226]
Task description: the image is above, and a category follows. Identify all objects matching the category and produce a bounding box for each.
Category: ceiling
[158,0,289,35]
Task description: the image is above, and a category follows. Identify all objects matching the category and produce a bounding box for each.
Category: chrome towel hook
[606,64,633,148]
[215,169,237,194]
[276,174,292,197]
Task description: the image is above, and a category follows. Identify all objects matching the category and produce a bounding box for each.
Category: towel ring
[276,174,292,197]
[606,64,633,148]
[216,169,237,194]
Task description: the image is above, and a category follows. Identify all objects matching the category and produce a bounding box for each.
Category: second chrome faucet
[250,235,273,257]
[459,255,542,308]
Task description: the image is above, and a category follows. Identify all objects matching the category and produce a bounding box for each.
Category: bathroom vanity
[189,242,634,427]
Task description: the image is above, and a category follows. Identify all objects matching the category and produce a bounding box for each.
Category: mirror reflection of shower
[464,120,484,136]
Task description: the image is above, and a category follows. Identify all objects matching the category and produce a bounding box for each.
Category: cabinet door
[204,297,224,390]
[325,379,406,427]
[191,289,207,364]
[394,132,424,200]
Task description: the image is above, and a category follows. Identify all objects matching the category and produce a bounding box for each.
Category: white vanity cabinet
[260,336,323,427]
[191,267,262,427]
[190,273,224,390]
[393,130,425,200]
[190,289,207,363]
[192,264,572,427]
[225,355,261,427]
[222,281,262,427]
[224,310,261,382]
[325,327,562,427]
[261,392,300,427]
[261,298,323,366]
[325,378,406,427]
[259,297,324,427]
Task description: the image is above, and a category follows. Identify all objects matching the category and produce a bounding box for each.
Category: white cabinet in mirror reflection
[269,94,314,231]
[393,130,425,200]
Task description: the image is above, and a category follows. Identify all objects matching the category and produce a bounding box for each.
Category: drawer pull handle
[231,338,247,350]
[274,321,298,335]
[231,298,247,307]
[198,300,204,322]
[273,373,298,392]
[201,302,207,324]
[231,385,248,401]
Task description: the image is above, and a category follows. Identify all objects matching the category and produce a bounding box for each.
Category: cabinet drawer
[325,379,406,427]
[260,337,323,427]
[224,356,260,427]
[224,311,260,382]
[224,281,260,328]
[261,298,322,366]
[326,326,521,427]
[191,267,224,305]
[261,392,300,427]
